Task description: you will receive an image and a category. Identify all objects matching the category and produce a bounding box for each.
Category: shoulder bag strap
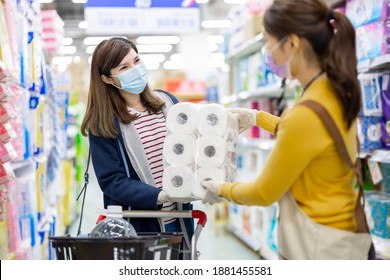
[299,100,370,234]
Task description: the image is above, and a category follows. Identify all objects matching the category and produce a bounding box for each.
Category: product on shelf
[0,84,13,102]
[0,122,16,143]
[380,162,390,193]
[355,20,390,61]
[357,116,383,152]
[346,0,389,28]
[359,73,383,116]
[381,73,390,149]
[0,141,17,163]
[0,103,16,123]
[0,162,15,184]
[365,191,390,239]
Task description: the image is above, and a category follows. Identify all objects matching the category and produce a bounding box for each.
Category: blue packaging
[380,163,390,194]
[346,0,390,28]
[358,116,383,152]
[366,192,390,239]
[359,73,383,116]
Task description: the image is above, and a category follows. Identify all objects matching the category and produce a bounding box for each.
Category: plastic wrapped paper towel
[163,133,196,166]
[166,102,199,134]
[198,104,238,138]
[163,165,196,198]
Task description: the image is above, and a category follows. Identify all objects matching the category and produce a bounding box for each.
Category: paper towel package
[163,103,239,200]
[163,165,196,198]
[163,133,196,166]
[166,102,199,134]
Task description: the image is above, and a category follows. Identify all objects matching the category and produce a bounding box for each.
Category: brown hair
[81,37,165,138]
[264,0,361,128]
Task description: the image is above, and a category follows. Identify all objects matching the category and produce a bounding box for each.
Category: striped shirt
[129,108,177,225]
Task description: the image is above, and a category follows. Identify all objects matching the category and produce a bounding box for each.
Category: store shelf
[229,225,261,253]
[358,54,390,73]
[239,137,276,151]
[10,159,35,177]
[368,149,390,164]
[221,83,294,105]
[226,33,264,63]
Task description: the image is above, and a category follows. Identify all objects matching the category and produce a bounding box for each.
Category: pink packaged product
[0,84,14,102]
[6,180,22,255]
[0,122,17,143]
[0,61,12,83]
[0,141,17,163]
[0,103,16,123]
[346,0,390,28]
[0,162,15,184]
[355,20,390,61]
[251,101,260,138]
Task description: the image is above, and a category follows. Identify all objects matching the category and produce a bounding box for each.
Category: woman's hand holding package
[228,108,258,133]
[157,190,198,205]
[200,180,225,205]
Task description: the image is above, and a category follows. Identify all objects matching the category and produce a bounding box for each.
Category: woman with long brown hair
[202,0,375,259]
[81,37,194,258]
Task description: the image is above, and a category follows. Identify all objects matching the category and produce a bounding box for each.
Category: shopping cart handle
[192,210,207,227]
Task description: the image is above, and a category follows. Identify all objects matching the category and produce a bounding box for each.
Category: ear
[289,34,301,49]
[101,74,113,85]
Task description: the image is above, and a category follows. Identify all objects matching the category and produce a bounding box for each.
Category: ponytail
[264,0,361,129]
[323,11,361,129]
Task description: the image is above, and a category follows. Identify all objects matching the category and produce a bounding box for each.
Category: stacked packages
[163,103,239,200]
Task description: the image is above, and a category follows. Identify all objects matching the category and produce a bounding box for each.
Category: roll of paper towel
[163,133,196,166]
[198,104,237,136]
[196,135,228,168]
[166,102,199,133]
[194,168,226,198]
[163,165,195,198]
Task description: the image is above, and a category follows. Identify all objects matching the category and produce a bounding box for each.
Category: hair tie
[327,10,337,35]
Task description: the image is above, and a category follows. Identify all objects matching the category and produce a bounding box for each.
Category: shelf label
[367,160,383,184]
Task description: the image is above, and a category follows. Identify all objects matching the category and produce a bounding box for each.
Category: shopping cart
[49,210,206,260]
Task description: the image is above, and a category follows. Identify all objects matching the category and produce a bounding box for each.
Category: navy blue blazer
[89,90,194,237]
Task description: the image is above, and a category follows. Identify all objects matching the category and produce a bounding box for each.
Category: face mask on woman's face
[111,63,149,94]
[264,38,294,79]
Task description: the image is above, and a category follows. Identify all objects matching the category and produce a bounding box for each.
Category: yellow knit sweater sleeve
[257,111,280,135]
[219,106,326,206]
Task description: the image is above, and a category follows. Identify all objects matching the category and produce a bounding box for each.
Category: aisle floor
[69,166,260,260]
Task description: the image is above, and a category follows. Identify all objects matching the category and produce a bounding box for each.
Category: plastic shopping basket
[49,210,206,260]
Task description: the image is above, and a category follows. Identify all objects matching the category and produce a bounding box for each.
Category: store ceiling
[40,0,232,60]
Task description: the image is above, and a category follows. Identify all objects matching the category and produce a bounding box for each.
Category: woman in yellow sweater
[201,0,374,259]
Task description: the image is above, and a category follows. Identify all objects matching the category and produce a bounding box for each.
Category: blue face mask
[111,63,149,94]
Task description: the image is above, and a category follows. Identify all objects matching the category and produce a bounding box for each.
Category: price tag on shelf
[367,160,383,184]
[369,150,390,163]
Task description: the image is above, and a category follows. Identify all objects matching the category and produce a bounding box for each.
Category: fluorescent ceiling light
[78,21,88,29]
[144,61,160,71]
[137,44,173,53]
[59,46,77,55]
[73,56,81,63]
[207,43,219,52]
[201,20,232,29]
[72,0,88,3]
[163,60,184,70]
[170,54,184,61]
[52,56,73,65]
[224,0,246,4]
[57,64,67,73]
[207,35,224,44]
[195,0,209,3]
[38,0,53,3]
[210,52,225,60]
[86,46,96,54]
[83,37,110,45]
[61,38,73,46]
[139,54,166,63]
[136,36,180,45]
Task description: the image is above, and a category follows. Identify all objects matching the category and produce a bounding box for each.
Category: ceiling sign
[85,0,200,35]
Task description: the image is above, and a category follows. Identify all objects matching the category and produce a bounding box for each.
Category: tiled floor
[70,166,260,260]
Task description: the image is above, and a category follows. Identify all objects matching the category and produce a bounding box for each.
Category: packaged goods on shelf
[380,162,390,193]
[365,191,390,239]
[346,0,389,28]
[0,83,13,102]
[0,141,17,163]
[355,20,390,61]
[358,116,383,152]
[359,73,383,116]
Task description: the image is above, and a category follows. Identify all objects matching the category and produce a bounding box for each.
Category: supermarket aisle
[69,166,260,260]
